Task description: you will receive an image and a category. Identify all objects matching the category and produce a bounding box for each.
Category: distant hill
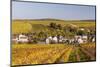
[13,18,95,22]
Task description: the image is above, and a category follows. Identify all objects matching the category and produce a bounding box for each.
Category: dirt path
[80,47,95,60]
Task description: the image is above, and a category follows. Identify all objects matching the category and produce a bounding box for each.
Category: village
[12,29,95,45]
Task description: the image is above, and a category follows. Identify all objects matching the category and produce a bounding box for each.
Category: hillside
[12,19,95,34]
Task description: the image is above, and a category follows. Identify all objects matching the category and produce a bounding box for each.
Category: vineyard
[12,19,96,66]
[12,43,96,66]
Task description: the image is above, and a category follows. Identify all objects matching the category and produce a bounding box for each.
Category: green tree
[77,29,86,35]
[57,24,62,30]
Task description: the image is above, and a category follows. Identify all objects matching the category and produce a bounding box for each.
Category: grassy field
[12,43,96,66]
[12,19,95,34]
[12,19,95,26]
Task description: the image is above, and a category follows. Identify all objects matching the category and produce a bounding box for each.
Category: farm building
[12,34,29,43]
[74,35,88,43]
[17,34,29,43]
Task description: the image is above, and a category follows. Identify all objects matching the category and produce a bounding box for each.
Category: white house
[45,36,52,44]
[45,38,50,44]
[82,35,88,43]
[59,35,63,43]
[52,36,58,43]
[74,35,88,43]
[17,34,29,43]
[92,37,95,42]
[77,38,83,44]
[12,34,29,43]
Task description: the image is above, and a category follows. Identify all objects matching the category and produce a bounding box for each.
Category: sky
[12,1,96,20]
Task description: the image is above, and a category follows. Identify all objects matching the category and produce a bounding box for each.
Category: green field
[12,19,95,34]
[12,19,95,26]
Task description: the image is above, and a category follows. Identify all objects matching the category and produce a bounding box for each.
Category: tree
[64,24,78,35]
[38,31,46,41]
[49,22,57,29]
[57,24,62,30]
[77,29,86,35]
